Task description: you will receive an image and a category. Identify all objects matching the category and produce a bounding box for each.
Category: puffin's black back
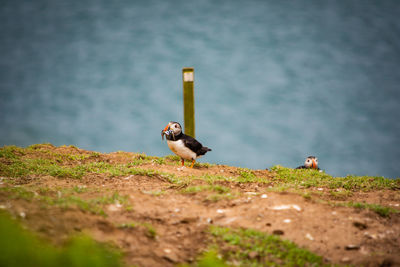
[180,133,211,156]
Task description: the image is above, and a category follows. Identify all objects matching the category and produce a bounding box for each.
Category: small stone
[283,219,291,223]
[359,246,369,255]
[341,257,351,263]
[345,244,360,250]
[248,251,259,259]
[19,212,26,218]
[164,248,171,254]
[217,209,224,214]
[364,232,377,239]
[180,217,198,224]
[271,204,301,211]
[107,204,121,212]
[207,218,213,224]
[261,194,268,199]
[272,229,284,235]
[163,252,179,263]
[353,221,367,230]
[305,233,314,241]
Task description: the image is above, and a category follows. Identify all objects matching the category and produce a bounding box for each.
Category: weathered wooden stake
[182,67,195,138]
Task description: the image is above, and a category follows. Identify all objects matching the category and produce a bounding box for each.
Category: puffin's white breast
[167,139,197,160]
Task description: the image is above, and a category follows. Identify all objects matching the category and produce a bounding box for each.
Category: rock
[261,194,268,199]
[180,217,198,224]
[271,204,301,211]
[345,244,360,250]
[341,257,351,263]
[248,251,259,259]
[364,232,377,239]
[272,229,284,235]
[353,221,367,230]
[305,233,314,241]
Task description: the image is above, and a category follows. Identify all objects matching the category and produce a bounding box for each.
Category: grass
[270,165,400,191]
[340,201,399,218]
[181,185,231,194]
[207,226,328,267]
[0,145,180,183]
[0,211,123,267]
[181,185,236,202]
[0,186,129,217]
[117,221,157,239]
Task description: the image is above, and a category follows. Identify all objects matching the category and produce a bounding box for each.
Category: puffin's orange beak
[311,159,317,169]
[161,123,171,140]
[163,124,170,132]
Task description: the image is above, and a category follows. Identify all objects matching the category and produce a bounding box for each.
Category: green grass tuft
[208,226,327,266]
[270,165,400,191]
[342,201,399,217]
[118,221,157,239]
[0,211,123,267]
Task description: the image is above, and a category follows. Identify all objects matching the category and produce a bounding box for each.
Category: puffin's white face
[168,122,182,135]
[304,156,318,169]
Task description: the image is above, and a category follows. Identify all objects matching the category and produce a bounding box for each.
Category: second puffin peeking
[296,156,320,170]
[161,121,211,168]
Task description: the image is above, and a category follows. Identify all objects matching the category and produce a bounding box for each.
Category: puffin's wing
[181,134,203,152]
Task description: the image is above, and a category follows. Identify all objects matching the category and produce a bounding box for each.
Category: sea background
[1,0,399,178]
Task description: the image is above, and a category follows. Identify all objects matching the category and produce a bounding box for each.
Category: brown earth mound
[0,145,399,266]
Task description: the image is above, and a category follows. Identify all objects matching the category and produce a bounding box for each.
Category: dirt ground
[1,146,399,266]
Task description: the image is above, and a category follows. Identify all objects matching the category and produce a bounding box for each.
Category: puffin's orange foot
[181,158,185,167]
[190,160,195,168]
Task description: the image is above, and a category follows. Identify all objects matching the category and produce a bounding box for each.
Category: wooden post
[182,67,195,138]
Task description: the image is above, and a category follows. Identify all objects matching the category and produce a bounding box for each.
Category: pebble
[261,194,268,199]
[341,257,351,263]
[364,232,377,239]
[345,244,360,250]
[216,209,224,214]
[353,221,367,230]
[305,233,314,241]
[248,251,259,259]
[272,204,301,211]
[283,219,291,223]
[272,229,284,235]
[107,204,121,212]
[19,212,26,218]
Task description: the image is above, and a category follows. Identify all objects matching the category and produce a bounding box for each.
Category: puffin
[161,121,211,168]
[296,156,320,170]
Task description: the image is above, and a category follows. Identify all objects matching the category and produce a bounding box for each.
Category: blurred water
[1,0,399,178]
